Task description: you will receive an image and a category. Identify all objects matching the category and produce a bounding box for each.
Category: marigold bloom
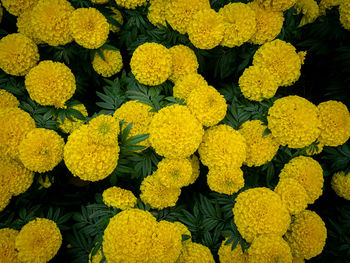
[267,95,320,148]
[58,104,88,134]
[233,187,291,243]
[1,0,37,16]
[0,33,39,76]
[0,90,19,108]
[188,155,200,185]
[331,171,350,200]
[198,124,246,169]
[295,0,320,26]
[207,167,244,195]
[17,9,43,45]
[218,239,247,263]
[285,210,327,259]
[149,104,204,158]
[317,100,350,147]
[15,218,62,263]
[147,0,167,27]
[92,49,123,77]
[339,0,350,30]
[108,7,123,33]
[0,228,20,263]
[156,158,193,188]
[87,115,119,147]
[256,0,297,11]
[169,45,198,82]
[173,73,208,100]
[102,186,137,210]
[115,0,147,9]
[177,242,215,263]
[130,42,172,86]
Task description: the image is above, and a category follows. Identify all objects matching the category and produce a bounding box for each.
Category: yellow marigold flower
[187,85,227,127]
[233,187,291,243]
[140,173,181,209]
[0,90,19,108]
[130,42,172,86]
[285,210,327,259]
[169,45,198,83]
[0,33,39,76]
[340,0,350,30]
[0,228,20,263]
[319,0,340,15]
[70,8,109,49]
[165,0,211,34]
[0,107,35,159]
[0,157,34,196]
[188,155,200,185]
[15,218,62,263]
[91,0,109,3]
[31,0,74,46]
[253,40,304,87]
[318,100,350,147]
[25,60,76,108]
[239,120,279,167]
[148,0,167,27]
[102,186,137,210]
[89,248,103,263]
[173,73,208,100]
[88,115,119,146]
[64,125,120,181]
[267,95,321,148]
[219,3,256,47]
[331,171,350,200]
[108,7,123,33]
[177,242,215,263]
[279,156,324,204]
[218,238,247,263]
[239,66,279,102]
[102,209,158,262]
[58,104,88,134]
[248,234,292,263]
[156,158,192,188]
[274,178,308,215]
[92,49,123,77]
[207,167,244,195]
[248,2,284,45]
[17,9,44,45]
[198,124,246,169]
[114,100,154,149]
[1,0,37,16]
[173,222,192,239]
[188,9,225,50]
[115,0,147,9]
[256,0,297,11]
[19,128,64,173]
[149,104,204,158]
[295,0,320,26]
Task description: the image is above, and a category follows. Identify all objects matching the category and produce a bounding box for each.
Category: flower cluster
[0,90,19,108]
[102,186,137,210]
[92,49,123,77]
[331,171,350,200]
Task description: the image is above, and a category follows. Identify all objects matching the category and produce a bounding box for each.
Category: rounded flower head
[114,100,154,149]
[17,9,44,45]
[156,158,192,188]
[188,155,200,185]
[0,158,34,196]
[87,115,119,146]
[331,171,350,200]
[239,66,279,102]
[218,239,247,263]
[295,0,320,27]
[279,156,324,204]
[58,104,88,134]
[102,209,158,262]
[31,0,74,46]
[25,60,76,108]
[233,187,291,243]
[177,242,215,263]
[70,8,109,49]
[207,167,244,195]
[19,128,64,173]
[253,39,304,87]
[267,95,321,148]
[188,9,225,50]
[149,104,204,158]
[187,85,227,127]
[108,7,123,33]
[115,0,147,9]
[1,0,37,16]
[0,107,35,159]
[165,0,211,34]
[140,173,181,210]
[92,49,123,77]
[317,100,350,146]
[239,120,279,167]
[148,0,167,27]
[274,178,309,215]
[256,0,297,11]
[130,42,172,86]
[15,218,62,263]
[0,90,19,108]
[169,45,198,83]
[64,125,120,181]
[102,186,137,210]
[248,235,292,263]
[173,73,208,100]
[219,3,256,47]
[248,3,284,45]
[0,228,20,263]
[285,210,327,259]
[339,0,350,30]
[198,124,246,169]
[0,33,39,76]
